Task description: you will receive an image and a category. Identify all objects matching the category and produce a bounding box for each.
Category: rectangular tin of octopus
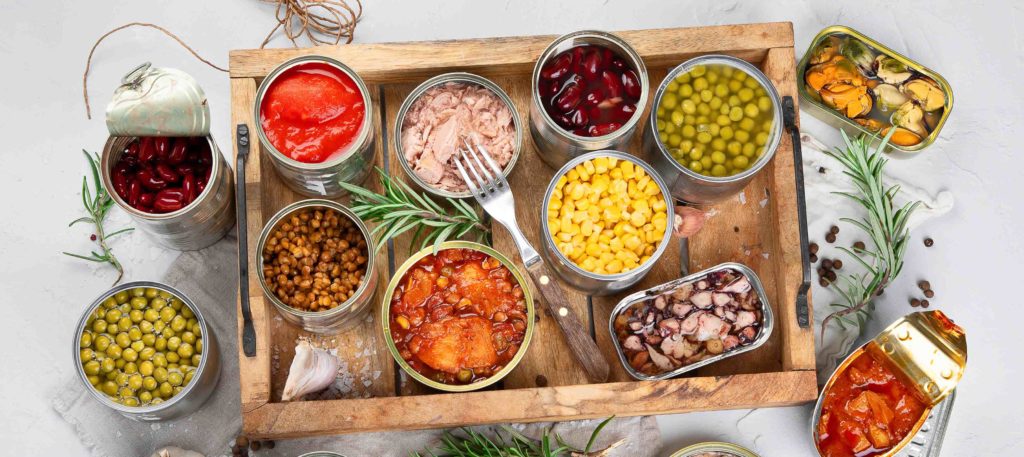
[608,262,774,381]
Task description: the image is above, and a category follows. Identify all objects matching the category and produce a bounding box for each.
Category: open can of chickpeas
[256,199,377,334]
[101,63,235,251]
[643,55,783,205]
[530,30,650,169]
[73,281,221,421]
[540,150,674,295]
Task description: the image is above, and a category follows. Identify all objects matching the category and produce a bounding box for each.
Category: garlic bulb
[149,447,205,457]
[282,339,340,401]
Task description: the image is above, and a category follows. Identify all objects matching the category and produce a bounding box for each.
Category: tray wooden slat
[232,22,816,440]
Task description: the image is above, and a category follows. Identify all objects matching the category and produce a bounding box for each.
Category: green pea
[131,287,145,298]
[115,333,131,348]
[115,372,129,387]
[123,348,138,362]
[130,297,148,310]
[80,348,94,361]
[168,362,179,371]
[706,71,719,84]
[119,386,134,399]
[192,323,202,337]
[139,391,153,404]
[92,320,108,334]
[184,369,195,385]
[101,357,116,373]
[738,87,754,102]
[711,138,726,152]
[708,124,721,136]
[700,156,713,169]
[733,156,750,169]
[84,360,101,376]
[154,353,167,368]
[154,367,169,383]
[106,344,122,359]
[140,347,156,361]
[709,97,723,111]
[735,130,751,143]
[680,99,696,115]
[675,72,691,84]
[688,161,703,173]
[178,343,194,359]
[151,398,163,406]
[661,93,679,110]
[666,80,679,92]
[757,96,772,113]
[150,297,168,311]
[143,309,159,323]
[143,376,158,391]
[166,352,180,364]
[88,375,100,386]
[721,127,735,141]
[679,84,693,98]
[691,65,707,77]
[115,358,126,369]
[127,373,143,391]
[181,331,196,345]
[739,118,755,131]
[755,132,768,146]
[744,104,759,118]
[711,164,727,177]
[714,83,729,98]
[728,80,742,92]
[711,151,726,164]
[94,335,111,351]
[171,315,187,332]
[80,331,93,348]
[727,141,742,155]
[101,381,119,396]
[159,382,174,398]
[141,334,156,348]
[128,310,144,324]
[144,288,159,299]
[742,143,757,157]
[693,77,708,91]
[195,339,202,354]
[162,328,176,339]
[168,371,184,387]
[191,354,202,366]
[114,291,130,304]
[160,307,176,323]
[124,362,138,375]
[154,320,166,333]
[696,131,712,144]
[139,361,155,376]
[667,133,682,148]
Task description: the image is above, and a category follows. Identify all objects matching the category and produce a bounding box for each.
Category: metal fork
[455,140,610,383]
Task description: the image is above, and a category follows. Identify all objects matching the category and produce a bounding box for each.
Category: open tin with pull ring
[100,62,235,251]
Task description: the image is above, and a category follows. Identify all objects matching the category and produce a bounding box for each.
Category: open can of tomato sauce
[812,310,967,457]
[642,55,783,205]
[797,26,953,153]
[101,63,235,251]
[382,241,535,392]
[671,441,760,457]
[256,199,378,334]
[255,55,375,198]
[530,30,650,169]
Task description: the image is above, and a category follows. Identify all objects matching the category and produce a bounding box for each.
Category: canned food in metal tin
[394,72,523,199]
[530,30,650,169]
[671,441,760,457]
[254,55,376,198]
[539,150,674,296]
[381,241,535,393]
[608,262,773,380]
[101,135,235,251]
[73,281,221,421]
[811,310,966,457]
[644,55,783,205]
[256,199,378,334]
[797,26,953,154]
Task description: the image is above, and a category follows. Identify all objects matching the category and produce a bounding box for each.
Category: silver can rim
[255,199,377,322]
[72,280,214,415]
[101,135,223,220]
[253,55,375,171]
[531,30,650,145]
[540,150,674,282]
[393,72,524,199]
[670,441,760,457]
[608,262,775,381]
[648,54,783,184]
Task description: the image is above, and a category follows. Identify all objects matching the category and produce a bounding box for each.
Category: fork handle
[525,260,610,383]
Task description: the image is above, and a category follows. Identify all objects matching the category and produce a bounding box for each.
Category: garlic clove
[282,339,341,401]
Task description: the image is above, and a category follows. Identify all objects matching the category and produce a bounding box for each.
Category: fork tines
[455,139,507,197]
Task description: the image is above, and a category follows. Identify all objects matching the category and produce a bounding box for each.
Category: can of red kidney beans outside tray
[100,62,235,251]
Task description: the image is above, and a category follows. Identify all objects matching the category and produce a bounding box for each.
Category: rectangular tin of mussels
[895,390,956,457]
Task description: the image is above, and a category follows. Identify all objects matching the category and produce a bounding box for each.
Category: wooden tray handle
[525,260,610,383]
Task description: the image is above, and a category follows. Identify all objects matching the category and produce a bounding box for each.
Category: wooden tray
[230,22,816,439]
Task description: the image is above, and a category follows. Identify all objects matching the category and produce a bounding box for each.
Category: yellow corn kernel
[607,157,619,168]
[558,232,573,242]
[644,245,655,256]
[613,221,626,236]
[594,156,609,173]
[581,257,597,271]
[600,252,615,263]
[575,164,590,182]
[623,223,638,235]
[583,159,596,175]
[644,180,661,196]
[552,188,563,200]
[585,243,602,257]
[557,242,573,255]
[606,259,624,274]
[587,231,601,246]
[570,183,587,200]
[610,168,623,179]
[603,207,621,222]
[588,192,600,204]
[640,255,651,264]
[634,166,647,180]
[609,237,624,252]
[581,219,594,237]
[548,209,558,220]
[615,249,638,263]
[548,198,562,211]
[624,234,642,251]
[636,175,651,192]
[611,179,627,195]
[555,175,567,190]
[632,198,649,213]
[575,198,590,211]
[630,211,647,227]
[567,169,579,181]
[548,218,560,234]
[599,197,613,208]
[651,198,667,212]
[572,211,587,224]
[653,217,667,233]
[619,160,634,178]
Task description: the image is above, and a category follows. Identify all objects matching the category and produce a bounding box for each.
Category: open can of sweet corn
[540,150,674,296]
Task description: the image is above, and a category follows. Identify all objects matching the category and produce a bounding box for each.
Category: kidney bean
[588,122,622,137]
[155,137,170,160]
[112,171,129,198]
[167,138,188,164]
[128,179,142,207]
[176,163,196,176]
[554,84,582,112]
[155,163,180,183]
[153,188,186,213]
[580,49,603,78]
[540,53,572,80]
[138,137,156,163]
[139,192,155,207]
[601,70,623,99]
[610,57,627,71]
[568,108,589,128]
[611,103,637,123]
[136,167,167,191]
[582,88,604,108]
[181,173,198,202]
[197,178,207,193]
[622,70,641,99]
[126,141,139,157]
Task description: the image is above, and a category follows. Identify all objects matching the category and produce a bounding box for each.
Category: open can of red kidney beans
[100,62,235,251]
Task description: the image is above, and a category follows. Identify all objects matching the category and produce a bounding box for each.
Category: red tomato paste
[260,62,365,164]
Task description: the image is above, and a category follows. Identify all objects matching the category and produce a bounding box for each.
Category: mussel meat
[874,84,909,111]
[882,126,923,147]
[903,77,946,112]
[892,101,928,138]
[810,35,842,65]
[841,39,875,75]
[854,118,885,132]
[821,83,873,118]
[874,55,912,85]
[805,57,867,93]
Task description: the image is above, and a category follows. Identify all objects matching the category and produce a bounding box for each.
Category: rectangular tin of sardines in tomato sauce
[609,262,773,381]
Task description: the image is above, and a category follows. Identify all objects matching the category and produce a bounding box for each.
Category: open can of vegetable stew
[529,30,650,169]
[72,281,221,421]
[256,199,378,334]
[381,241,535,392]
[608,262,773,380]
[811,310,967,456]
[101,63,235,251]
[643,55,783,205]
[797,26,953,153]
[671,441,760,457]
[254,55,376,198]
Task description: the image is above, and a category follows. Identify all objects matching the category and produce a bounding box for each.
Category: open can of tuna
[254,55,376,198]
[101,62,235,251]
[671,441,760,457]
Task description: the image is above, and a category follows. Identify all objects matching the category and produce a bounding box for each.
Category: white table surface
[2,0,1020,455]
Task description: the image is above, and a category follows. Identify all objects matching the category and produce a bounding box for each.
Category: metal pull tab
[782,96,811,329]
[121,62,153,87]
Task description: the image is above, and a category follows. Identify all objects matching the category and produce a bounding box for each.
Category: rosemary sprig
[820,130,920,340]
[339,167,491,254]
[414,416,621,457]
[63,150,134,285]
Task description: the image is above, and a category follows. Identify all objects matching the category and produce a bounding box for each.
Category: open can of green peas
[643,54,783,205]
[73,281,221,421]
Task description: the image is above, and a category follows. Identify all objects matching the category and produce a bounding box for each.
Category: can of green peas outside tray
[100,62,235,251]
[72,281,221,421]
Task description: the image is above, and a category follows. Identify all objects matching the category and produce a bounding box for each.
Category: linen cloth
[53,232,661,457]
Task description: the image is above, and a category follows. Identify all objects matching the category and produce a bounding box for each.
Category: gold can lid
[871,310,966,405]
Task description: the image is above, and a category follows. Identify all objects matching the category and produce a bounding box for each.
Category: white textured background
[1,0,1021,455]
